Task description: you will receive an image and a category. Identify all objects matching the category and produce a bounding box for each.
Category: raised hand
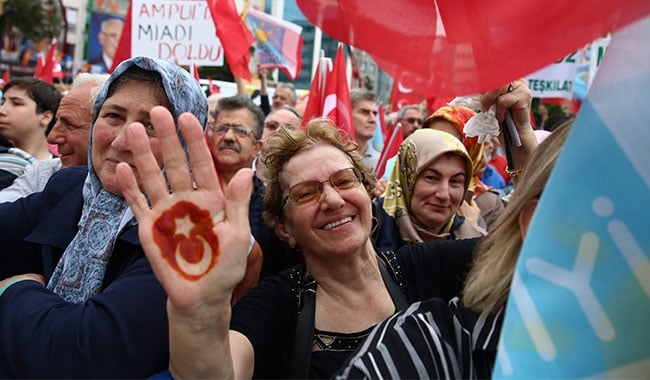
[115,106,253,311]
[480,79,532,129]
[458,198,481,225]
[480,79,537,174]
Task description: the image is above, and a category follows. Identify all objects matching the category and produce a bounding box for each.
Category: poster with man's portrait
[87,0,129,73]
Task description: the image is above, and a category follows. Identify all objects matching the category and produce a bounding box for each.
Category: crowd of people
[0,55,572,378]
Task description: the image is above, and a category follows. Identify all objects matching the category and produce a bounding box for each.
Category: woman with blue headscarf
[0,57,209,377]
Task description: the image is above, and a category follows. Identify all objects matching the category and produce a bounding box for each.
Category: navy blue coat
[0,167,168,378]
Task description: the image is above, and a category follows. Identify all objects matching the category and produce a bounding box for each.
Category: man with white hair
[0,73,109,202]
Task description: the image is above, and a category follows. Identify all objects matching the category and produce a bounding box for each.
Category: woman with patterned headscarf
[374,128,487,251]
[0,57,255,378]
[423,105,505,230]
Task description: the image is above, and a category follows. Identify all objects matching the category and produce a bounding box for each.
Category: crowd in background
[0,57,572,378]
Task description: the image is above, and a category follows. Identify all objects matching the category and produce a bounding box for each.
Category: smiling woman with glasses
[181,117,473,379]
[132,116,480,379]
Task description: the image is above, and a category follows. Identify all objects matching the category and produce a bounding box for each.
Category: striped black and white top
[334,297,503,379]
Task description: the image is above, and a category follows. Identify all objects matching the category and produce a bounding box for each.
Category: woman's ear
[518,198,539,240]
[275,219,297,248]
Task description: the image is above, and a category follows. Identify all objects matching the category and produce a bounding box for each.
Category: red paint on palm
[152,201,219,281]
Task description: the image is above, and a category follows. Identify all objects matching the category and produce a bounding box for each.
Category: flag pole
[317,50,327,103]
[375,123,402,177]
[311,27,323,79]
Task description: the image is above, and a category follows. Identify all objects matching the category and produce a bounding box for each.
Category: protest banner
[526,51,582,99]
[131,0,224,66]
[528,35,612,101]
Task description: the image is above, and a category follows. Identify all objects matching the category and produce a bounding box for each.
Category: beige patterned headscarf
[383,129,473,243]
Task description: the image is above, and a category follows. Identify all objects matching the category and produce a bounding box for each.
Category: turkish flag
[302,44,354,141]
[389,72,426,111]
[389,72,452,115]
[34,40,57,83]
[296,0,650,97]
[374,122,403,179]
[301,54,328,126]
[207,0,255,81]
[208,76,221,95]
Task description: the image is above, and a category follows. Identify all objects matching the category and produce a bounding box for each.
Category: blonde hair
[463,121,572,314]
[262,118,377,229]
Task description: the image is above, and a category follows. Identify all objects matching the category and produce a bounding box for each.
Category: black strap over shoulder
[377,249,408,310]
[288,252,408,378]
[289,264,315,379]
[371,198,383,245]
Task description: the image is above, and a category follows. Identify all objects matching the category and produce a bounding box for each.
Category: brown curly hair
[262,118,378,229]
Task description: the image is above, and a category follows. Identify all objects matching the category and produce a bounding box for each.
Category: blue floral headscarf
[48,57,208,303]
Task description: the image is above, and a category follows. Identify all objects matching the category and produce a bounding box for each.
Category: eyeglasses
[282,167,362,207]
[402,117,423,125]
[264,121,298,131]
[208,123,255,139]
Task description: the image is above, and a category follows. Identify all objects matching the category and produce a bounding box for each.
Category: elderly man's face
[99,20,123,59]
[261,109,300,142]
[46,82,96,168]
[272,87,295,110]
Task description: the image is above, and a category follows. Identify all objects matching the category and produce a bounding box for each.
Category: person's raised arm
[235,76,248,97]
[115,106,254,378]
[257,67,271,115]
[480,79,537,184]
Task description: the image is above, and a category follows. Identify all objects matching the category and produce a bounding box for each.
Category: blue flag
[372,103,385,152]
[493,15,650,378]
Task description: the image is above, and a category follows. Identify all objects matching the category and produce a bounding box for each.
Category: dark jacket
[372,198,473,252]
[250,174,302,278]
[0,167,168,378]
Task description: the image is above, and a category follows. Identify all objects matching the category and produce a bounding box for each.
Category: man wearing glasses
[396,105,425,139]
[254,106,301,184]
[207,96,301,278]
[381,104,425,179]
[207,96,264,186]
